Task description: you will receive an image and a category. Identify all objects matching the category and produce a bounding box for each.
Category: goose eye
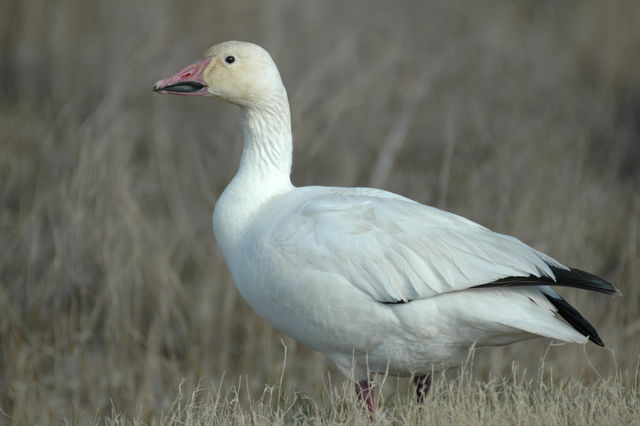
[225,56,235,64]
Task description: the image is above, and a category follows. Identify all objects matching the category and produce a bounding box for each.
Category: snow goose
[153,41,620,413]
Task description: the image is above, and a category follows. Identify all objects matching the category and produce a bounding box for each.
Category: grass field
[1,0,639,423]
[107,363,640,425]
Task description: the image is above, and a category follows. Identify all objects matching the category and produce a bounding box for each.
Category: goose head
[153,41,285,108]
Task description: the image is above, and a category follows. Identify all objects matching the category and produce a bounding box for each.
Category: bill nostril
[180,72,192,79]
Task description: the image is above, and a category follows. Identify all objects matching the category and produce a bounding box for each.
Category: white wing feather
[256,186,565,303]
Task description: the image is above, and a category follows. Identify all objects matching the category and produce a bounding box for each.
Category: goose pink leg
[414,374,432,403]
[355,379,376,420]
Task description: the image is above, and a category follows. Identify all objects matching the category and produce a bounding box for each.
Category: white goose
[153,41,620,412]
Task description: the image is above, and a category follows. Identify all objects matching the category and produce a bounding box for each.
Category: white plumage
[154,40,619,409]
[224,186,587,375]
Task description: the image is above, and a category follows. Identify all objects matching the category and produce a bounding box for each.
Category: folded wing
[266,187,614,303]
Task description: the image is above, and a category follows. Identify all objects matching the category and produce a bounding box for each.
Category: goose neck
[213,93,294,257]
[238,94,293,185]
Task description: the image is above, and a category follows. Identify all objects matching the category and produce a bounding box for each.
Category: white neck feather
[239,96,293,181]
[212,89,294,256]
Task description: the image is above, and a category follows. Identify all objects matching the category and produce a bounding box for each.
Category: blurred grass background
[1,0,639,423]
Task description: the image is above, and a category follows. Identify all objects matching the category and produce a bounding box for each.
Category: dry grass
[100,359,640,426]
[1,0,639,424]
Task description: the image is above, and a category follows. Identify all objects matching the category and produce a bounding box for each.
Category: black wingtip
[549,266,619,296]
[474,265,621,296]
[543,293,605,346]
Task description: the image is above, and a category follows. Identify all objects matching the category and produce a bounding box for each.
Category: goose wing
[263,187,594,304]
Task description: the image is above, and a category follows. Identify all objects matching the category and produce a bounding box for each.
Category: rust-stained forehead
[202,41,264,59]
[193,40,283,107]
